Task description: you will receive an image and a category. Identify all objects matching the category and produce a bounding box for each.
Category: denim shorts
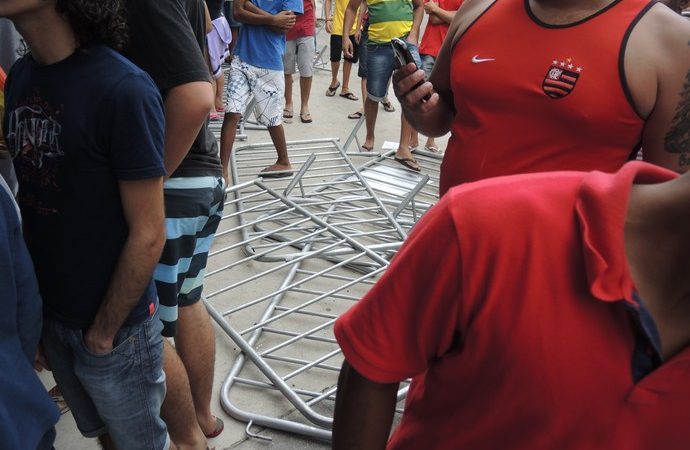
[420,54,435,80]
[366,40,421,102]
[42,306,169,450]
[358,27,368,78]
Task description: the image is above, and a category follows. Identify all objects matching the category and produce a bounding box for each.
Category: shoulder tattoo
[664,67,690,167]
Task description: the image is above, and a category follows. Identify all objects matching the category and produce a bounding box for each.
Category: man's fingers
[403,82,435,105]
[393,67,426,97]
[392,62,418,83]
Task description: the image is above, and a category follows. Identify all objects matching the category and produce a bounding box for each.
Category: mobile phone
[391,38,431,101]
[391,38,417,68]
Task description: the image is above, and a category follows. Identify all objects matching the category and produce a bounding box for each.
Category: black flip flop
[260,168,293,178]
[339,91,359,101]
[326,81,340,96]
[394,156,421,172]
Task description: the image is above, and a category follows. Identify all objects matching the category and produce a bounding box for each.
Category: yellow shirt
[332,0,359,36]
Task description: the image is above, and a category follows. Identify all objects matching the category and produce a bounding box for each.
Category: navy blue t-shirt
[3,45,166,329]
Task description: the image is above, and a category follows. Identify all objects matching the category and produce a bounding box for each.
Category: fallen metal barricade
[203,125,441,441]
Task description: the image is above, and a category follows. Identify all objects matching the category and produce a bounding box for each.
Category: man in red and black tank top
[393,0,690,195]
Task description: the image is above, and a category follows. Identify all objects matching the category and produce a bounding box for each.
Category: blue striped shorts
[154,176,225,337]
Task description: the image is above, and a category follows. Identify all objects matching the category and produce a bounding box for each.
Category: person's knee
[222,112,241,126]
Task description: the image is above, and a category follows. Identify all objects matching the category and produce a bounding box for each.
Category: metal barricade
[203,121,442,441]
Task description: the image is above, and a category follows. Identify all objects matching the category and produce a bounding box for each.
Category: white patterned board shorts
[226,57,285,127]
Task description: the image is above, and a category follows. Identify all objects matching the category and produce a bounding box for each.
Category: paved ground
[42,19,449,450]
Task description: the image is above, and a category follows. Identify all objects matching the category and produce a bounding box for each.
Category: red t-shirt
[418,0,463,58]
[335,162,690,449]
[287,0,316,40]
[440,0,650,196]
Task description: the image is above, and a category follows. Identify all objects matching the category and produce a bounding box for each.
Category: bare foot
[259,163,293,178]
[264,163,292,171]
[361,140,374,152]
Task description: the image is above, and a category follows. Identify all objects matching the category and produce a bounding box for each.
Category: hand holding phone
[391,38,431,101]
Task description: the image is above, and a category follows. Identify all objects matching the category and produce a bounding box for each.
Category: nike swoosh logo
[472,55,496,63]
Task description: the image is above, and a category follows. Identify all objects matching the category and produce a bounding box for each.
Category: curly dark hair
[55,0,128,50]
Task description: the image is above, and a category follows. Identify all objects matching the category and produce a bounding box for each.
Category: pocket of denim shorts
[79,326,137,359]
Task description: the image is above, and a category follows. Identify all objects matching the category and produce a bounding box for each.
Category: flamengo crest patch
[542,58,583,99]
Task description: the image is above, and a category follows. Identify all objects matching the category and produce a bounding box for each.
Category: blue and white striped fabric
[154,176,225,337]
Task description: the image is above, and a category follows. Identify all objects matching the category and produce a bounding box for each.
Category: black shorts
[330,34,359,63]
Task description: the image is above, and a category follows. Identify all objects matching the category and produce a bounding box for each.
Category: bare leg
[342,60,353,93]
[397,113,415,160]
[284,74,294,114]
[214,75,225,112]
[161,341,207,450]
[299,76,312,117]
[267,124,291,169]
[329,61,340,89]
[361,78,367,110]
[425,136,439,151]
[363,97,378,149]
[219,112,242,182]
[410,129,419,149]
[175,302,217,438]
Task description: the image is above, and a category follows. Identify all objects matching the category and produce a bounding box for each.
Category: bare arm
[237,0,296,32]
[163,81,214,175]
[324,0,333,33]
[393,0,492,137]
[204,1,213,33]
[630,5,690,172]
[426,1,458,24]
[332,361,399,450]
[354,3,368,42]
[342,0,363,57]
[84,177,166,354]
[407,0,425,44]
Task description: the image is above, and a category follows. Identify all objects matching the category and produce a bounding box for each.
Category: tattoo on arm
[664,67,690,167]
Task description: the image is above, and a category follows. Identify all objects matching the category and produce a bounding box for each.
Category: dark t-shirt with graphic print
[3,44,166,329]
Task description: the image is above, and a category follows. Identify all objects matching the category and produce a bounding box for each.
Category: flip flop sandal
[260,167,293,178]
[300,112,313,123]
[48,385,70,415]
[382,100,396,112]
[394,156,421,172]
[205,417,225,438]
[348,111,363,119]
[360,145,374,152]
[282,109,293,119]
[325,81,340,96]
[424,145,441,153]
[339,91,359,101]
